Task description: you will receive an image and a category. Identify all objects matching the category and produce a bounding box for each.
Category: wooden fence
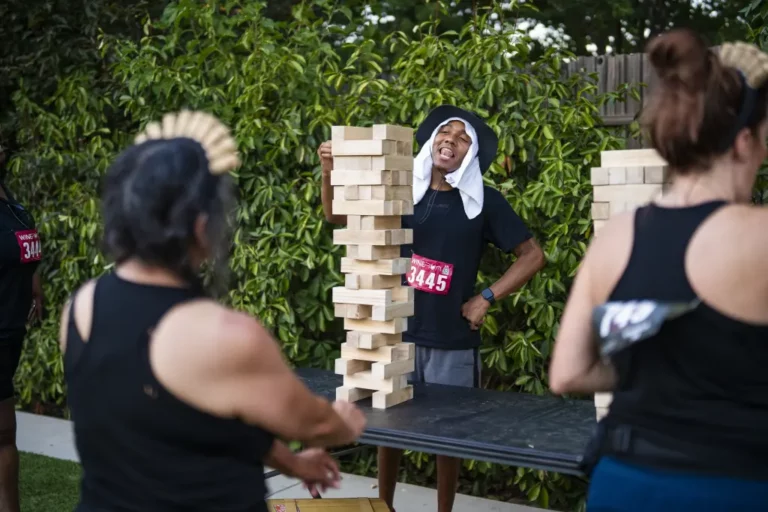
[565,47,722,148]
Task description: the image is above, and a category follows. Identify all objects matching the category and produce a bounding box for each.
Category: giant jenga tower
[329,125,416,409]
[590,148,669,420]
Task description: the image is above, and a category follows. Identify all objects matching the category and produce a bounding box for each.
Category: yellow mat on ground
[267,498,390,512]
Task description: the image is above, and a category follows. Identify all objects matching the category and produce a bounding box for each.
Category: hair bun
[648,28,713,91]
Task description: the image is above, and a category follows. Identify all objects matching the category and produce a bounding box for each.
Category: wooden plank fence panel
[562,46,722,148]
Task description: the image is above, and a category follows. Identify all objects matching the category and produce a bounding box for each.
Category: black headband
[716,70,758,152]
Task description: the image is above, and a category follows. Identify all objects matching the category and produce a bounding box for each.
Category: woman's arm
[225,315,364,446]
[549,247,617,395]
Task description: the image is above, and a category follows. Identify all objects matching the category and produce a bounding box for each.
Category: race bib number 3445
[15,229,42,264]
[406,253,453,295]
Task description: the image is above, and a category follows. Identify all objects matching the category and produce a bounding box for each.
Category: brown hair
[641,28,768,173]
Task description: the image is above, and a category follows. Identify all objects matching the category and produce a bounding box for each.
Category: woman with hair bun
[59,111,366,512]
[550,29,768,510]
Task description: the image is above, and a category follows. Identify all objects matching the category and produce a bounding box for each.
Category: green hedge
[7,1,632,509]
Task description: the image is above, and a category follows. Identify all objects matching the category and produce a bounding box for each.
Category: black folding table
[293,367,596,476]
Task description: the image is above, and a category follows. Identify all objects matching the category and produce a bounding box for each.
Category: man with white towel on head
[318,105,546,512]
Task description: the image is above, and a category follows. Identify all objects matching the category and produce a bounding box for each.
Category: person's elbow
[548,355,583,395]
[529,243,546,273]
[548,371,575,396]
[517,238,546,273]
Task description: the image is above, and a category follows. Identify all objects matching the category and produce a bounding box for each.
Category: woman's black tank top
[64,272,274,511]
[605,200,768,478]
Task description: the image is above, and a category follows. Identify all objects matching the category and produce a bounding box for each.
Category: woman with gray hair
[60,111,366,512]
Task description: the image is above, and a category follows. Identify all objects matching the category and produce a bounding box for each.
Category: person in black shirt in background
[0,143,44,512]
[319,105,546,512]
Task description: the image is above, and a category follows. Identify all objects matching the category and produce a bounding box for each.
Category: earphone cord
[417,145,447,225]
[417,174,447,225]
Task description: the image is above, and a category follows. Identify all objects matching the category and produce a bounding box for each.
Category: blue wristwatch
[481,287,495,305]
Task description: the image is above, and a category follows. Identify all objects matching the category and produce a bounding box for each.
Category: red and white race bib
[406,253,453,295]
[15,229,42,264]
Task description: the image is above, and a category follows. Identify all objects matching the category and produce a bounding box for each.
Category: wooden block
[594,392,613,408]
[591,202,610,220]
[626,166,644,184]
[332,126,373,141]
[600,149,667,168]
[336,386,373,403]
[333,285,411,306]
[333,157,374,171]
[644,165,667,184]
[373,124,414,142]
[341,342,415,363]
[343,371,407,393]
[392,286,413,302]
[332,185,361,201]
[331,170,412,186]
[356,185,412,201]
[371,359,415,380]
[346,215,362,230]
[344,317,408,334]
[332,287,392,306]
[346,245,402,260]
[371,300,414,321]
[372,155,413,171]
[594,220,607,232]
[608,167,626,185]
[344,274,361,290]
[590,167,609,186]
[361,216,401,230]
[334,303,372,319]
[373,385,413,409]
[332,199,413,216]
[332,140,399,157]
[333,228,412,246]
[347,331,402,349]
[592,184,662,203]
[334,358,372,376]
[340,257,410,275]
[345,274,402,290]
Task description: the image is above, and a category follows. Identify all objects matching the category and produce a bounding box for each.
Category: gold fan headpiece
[134,110,240,175]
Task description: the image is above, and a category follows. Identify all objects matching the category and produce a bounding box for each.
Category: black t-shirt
[400,185,532,350]
[0,185,40,337]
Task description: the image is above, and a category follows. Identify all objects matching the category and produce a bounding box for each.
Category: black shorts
[0,332,25,401]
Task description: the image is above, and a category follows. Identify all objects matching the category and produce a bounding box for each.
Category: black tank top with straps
[604,200,768,478]
[64,272,274,511]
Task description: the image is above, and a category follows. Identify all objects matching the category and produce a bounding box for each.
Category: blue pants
[588,457,768,511]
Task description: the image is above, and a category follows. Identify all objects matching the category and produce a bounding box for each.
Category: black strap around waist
[582,422,768,481]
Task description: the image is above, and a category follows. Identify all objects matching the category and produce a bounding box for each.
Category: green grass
[19,452,80,511]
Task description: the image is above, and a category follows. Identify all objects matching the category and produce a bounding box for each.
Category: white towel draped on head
[412,117,484,220]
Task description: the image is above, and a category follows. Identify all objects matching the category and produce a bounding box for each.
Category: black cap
[415,105,499,174]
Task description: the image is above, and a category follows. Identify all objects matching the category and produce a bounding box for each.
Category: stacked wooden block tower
[329,124,416,409]
[591,148,669,420]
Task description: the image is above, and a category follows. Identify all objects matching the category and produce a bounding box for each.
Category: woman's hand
[293,448,342,496]
[332,400,366,443]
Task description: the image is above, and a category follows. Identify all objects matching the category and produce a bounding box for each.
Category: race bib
[15,229,42,264]
[593,299,699,358]
[406,253,453,295]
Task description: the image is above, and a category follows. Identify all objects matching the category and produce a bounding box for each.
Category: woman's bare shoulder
[155,301,278,368]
